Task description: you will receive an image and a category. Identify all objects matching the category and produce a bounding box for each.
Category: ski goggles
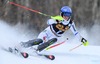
[63,12,71,17]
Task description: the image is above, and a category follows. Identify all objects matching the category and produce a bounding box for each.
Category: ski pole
[9,2,51,17]
[8,1,64,21]
[69,44,82,51]
[46,38,68,50]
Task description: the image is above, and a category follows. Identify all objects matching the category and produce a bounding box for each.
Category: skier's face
[63,16,70,21]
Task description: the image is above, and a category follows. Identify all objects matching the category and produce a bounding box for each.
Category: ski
[1,46,55,60]
[29,47,55,60]
[34,51,55,60]
[1,47,29,58]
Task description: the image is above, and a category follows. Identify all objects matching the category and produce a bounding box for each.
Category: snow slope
[0,43,100,64]
[0,20,100,64]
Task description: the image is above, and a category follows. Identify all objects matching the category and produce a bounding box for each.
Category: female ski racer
[13,6,89,53]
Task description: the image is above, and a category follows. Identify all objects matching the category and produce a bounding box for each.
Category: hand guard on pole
[51,16,64,21]
[81,38,89,46]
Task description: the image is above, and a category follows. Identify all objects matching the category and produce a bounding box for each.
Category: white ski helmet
[60,6,72,17]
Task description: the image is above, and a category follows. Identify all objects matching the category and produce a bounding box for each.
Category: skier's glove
[81,38,89,46]
[51,16,64,21]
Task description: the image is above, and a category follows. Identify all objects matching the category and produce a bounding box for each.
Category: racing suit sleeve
[69,21,89,46]
[69,21,82,41]
[47,19,57,25]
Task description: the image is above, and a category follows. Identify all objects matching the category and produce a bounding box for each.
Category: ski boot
[11,39,43,56]
[9,47,29,58]
[9,47,19,54]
